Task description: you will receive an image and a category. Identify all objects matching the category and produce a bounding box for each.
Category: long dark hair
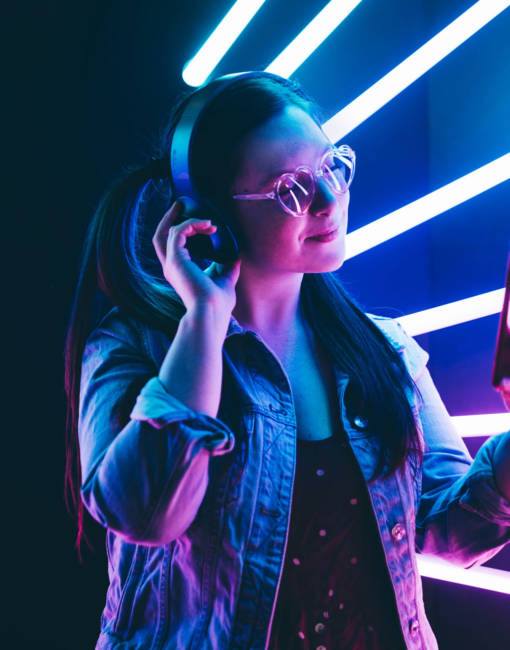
[64,73,424,561]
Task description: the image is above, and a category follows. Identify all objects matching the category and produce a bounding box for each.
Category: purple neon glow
[417,555,510,594]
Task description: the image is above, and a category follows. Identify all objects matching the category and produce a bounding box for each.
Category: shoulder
[92,287,185,343]
[92,305,145,345]
[365,312,430,380]
[87,297,185,369]
[80,307,151,372]
[365,313,406,350]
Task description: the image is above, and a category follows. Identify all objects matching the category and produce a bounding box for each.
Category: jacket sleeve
[392,321,510,568]
[78,308,235,546]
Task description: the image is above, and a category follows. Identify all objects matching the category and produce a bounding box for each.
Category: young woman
[65,72,510,650]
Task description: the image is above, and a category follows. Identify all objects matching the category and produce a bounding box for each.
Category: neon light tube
[394,289,504,336]
[322,0,510,141]
[265,0,363,78]
[417,555,510,594]
[452,414,510,437]
[182,0,266,87]
[344,154,510,260]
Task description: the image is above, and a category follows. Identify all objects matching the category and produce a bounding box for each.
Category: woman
[65,72,510,650]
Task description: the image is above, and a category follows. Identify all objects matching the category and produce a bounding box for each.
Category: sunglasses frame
[232,144,356,217]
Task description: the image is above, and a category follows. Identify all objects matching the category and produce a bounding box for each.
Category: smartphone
[492,252,510,388]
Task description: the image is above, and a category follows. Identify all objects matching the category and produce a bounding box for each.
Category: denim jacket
[79,303,510,650]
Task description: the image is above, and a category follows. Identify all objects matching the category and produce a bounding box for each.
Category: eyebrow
[257,143,333,190]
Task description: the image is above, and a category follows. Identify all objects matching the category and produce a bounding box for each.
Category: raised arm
[79,200,242,545]
[389,322,510,568]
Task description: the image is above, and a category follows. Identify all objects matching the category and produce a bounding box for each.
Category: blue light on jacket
[78,305,510,649]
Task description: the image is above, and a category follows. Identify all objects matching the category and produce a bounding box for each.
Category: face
[229,104,349,274]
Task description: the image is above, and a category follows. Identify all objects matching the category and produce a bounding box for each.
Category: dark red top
[267,431,407,650]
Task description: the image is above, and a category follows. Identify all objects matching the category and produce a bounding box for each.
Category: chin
[304,244,346,273]
[299,257,344,274]
[325,256,345,272]
[318,257,345,273]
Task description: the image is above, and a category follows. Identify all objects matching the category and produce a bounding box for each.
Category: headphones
[168,70,286,264]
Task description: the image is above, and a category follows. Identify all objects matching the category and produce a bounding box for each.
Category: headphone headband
[169,71,287,200]
[168,70,289,264]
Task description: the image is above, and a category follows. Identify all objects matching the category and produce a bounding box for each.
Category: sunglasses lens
[322,149,354,193]
[276,170,314,215]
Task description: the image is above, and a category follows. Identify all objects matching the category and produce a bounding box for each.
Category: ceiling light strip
[322,0,510,141]
[394,289,504,336]
[344,154,510,260]
[265,0,363,78]
[452,414,510,437]
[182,0,266,87]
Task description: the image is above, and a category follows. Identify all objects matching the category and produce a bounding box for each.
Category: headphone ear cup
[189,219,239,264]
[175,196,240,264]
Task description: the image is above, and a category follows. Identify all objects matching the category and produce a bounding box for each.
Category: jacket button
[353,415,368,429]
[409,619,420,636]
[391,523,406,541]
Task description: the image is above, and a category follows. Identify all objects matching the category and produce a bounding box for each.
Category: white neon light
[322,0,510,141]
[452,414,510,437]
[417,555,510,594]
[182,0,266,87]
[265,0,363,78]
[395,290,505,336]
[344,154,510,259]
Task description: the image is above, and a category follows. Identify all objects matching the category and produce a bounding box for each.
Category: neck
[232,262,304,340]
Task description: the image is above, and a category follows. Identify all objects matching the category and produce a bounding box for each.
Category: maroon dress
[267,430,408,650]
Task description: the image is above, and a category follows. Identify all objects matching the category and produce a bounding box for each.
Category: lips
[307,225,339,239]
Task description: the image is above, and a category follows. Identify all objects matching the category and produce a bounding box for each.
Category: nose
[308,177,345,217]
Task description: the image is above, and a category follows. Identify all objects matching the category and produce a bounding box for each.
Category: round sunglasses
[232,144,355,217]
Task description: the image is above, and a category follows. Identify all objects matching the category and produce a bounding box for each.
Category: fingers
[152,200,216,266]
[170,220,217,258]
[225,258,242,287]
[152,200,182,265]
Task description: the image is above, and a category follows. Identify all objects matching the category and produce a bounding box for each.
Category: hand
[495,377,510,411]
[152,199,242,317]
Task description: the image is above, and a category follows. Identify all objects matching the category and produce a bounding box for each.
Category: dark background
[7,1,510,648]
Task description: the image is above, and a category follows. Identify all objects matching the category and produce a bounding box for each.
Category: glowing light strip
[265,0,363,78]
[452,414,510,437]
[322,0,510,141]
[182,0,266,87]
[345,154,510,260]
[417,555,510,594]
[395,290,504,336]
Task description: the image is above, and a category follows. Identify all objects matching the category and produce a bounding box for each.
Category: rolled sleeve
[79,308,235,546]
[457,432,510,524]
[130,376,234,455]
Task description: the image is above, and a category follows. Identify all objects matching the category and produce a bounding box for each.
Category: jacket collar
[224,310,407,350]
